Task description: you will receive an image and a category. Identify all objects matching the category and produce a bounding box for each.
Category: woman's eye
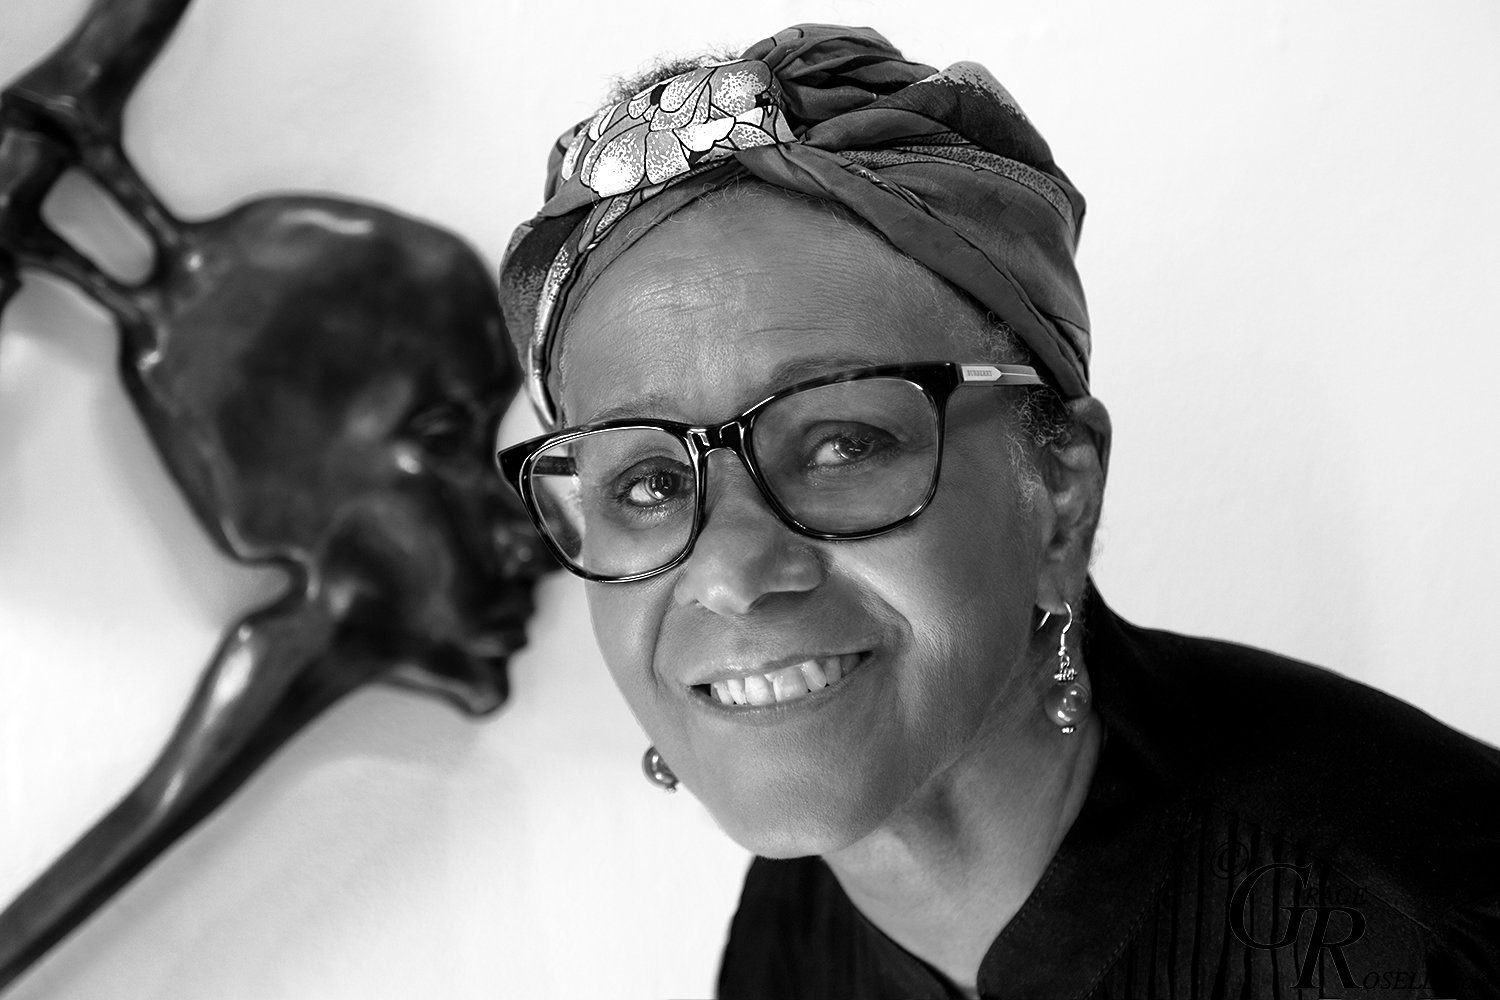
[617,464,691,508]
[808,426,893,467]
[629,471,679,504]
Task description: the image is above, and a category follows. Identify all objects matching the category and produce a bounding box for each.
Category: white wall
[1,1,1496,997]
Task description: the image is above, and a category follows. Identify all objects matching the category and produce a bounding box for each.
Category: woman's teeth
[708,654,860,707]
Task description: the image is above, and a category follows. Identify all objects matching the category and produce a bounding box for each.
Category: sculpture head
[139,198,550,708]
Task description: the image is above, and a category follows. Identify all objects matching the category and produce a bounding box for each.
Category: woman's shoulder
[1090,591,1500,927]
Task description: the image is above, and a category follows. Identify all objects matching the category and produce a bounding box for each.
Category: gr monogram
[1228,862,1367,990]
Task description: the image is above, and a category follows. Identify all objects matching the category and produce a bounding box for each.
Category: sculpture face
[149,201,546,708]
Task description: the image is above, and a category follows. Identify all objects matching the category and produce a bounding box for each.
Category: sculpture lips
[482,598,536,652]
[468,630,529,658]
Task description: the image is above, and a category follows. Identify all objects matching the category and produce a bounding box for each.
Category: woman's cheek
[586,582,667,700]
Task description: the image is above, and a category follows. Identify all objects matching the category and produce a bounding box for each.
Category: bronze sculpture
[0,0,554,988]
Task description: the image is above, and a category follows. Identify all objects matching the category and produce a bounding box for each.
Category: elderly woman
[496,25,1499,999]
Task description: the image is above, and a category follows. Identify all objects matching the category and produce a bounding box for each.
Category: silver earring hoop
[1042,601,1092,734]
[642,745,679,793]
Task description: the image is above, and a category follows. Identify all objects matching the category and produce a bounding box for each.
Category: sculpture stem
[0,596,368,992]
[5,0,194,141]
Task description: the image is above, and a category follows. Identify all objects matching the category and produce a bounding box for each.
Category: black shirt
[717,591,1500,999]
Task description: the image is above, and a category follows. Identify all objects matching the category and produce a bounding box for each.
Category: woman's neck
[822,700,1103,997]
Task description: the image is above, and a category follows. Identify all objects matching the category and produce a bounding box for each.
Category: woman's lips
[694,652,866,708]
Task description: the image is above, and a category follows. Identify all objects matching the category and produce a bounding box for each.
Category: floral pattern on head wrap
[518,60,802,406]
[560,61,797,199]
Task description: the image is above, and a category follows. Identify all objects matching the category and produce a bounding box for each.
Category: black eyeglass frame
[496,361,1043,583]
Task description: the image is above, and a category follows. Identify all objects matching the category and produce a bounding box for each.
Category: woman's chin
[693,777,894,859]
[717,816,864,860]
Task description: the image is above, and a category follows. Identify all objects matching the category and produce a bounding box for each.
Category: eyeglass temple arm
[532,455,576,476]
[960,363,1044,386]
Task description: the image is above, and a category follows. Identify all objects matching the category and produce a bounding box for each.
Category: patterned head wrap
[500,24,1090,426]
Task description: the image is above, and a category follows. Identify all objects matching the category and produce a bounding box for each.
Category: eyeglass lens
[527,377,940,577]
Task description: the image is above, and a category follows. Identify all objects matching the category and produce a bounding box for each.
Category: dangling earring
[1041,601,1091,734]
[641,745,679,792]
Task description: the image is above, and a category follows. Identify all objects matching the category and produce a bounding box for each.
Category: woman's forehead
[556,196,982,423]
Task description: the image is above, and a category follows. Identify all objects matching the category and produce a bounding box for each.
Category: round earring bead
[642,745,679,792]
[1045,679,1092,731]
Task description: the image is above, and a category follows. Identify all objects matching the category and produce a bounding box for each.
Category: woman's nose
[672,451,824,616]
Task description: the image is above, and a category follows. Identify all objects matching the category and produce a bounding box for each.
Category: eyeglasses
[496,362,1042,583]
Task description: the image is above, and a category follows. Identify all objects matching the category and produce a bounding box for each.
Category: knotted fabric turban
[499,23,1090,427]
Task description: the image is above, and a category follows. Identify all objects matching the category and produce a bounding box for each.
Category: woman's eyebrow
[582,355,881,424]
[586,392,677,423]
[763,354,880,391]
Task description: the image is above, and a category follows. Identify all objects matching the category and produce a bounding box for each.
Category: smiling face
[557,189,1063,855]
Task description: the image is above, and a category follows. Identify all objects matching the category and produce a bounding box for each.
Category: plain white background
[1,1,1496,997]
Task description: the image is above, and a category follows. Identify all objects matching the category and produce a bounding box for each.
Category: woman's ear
[1033,396,1111,611]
